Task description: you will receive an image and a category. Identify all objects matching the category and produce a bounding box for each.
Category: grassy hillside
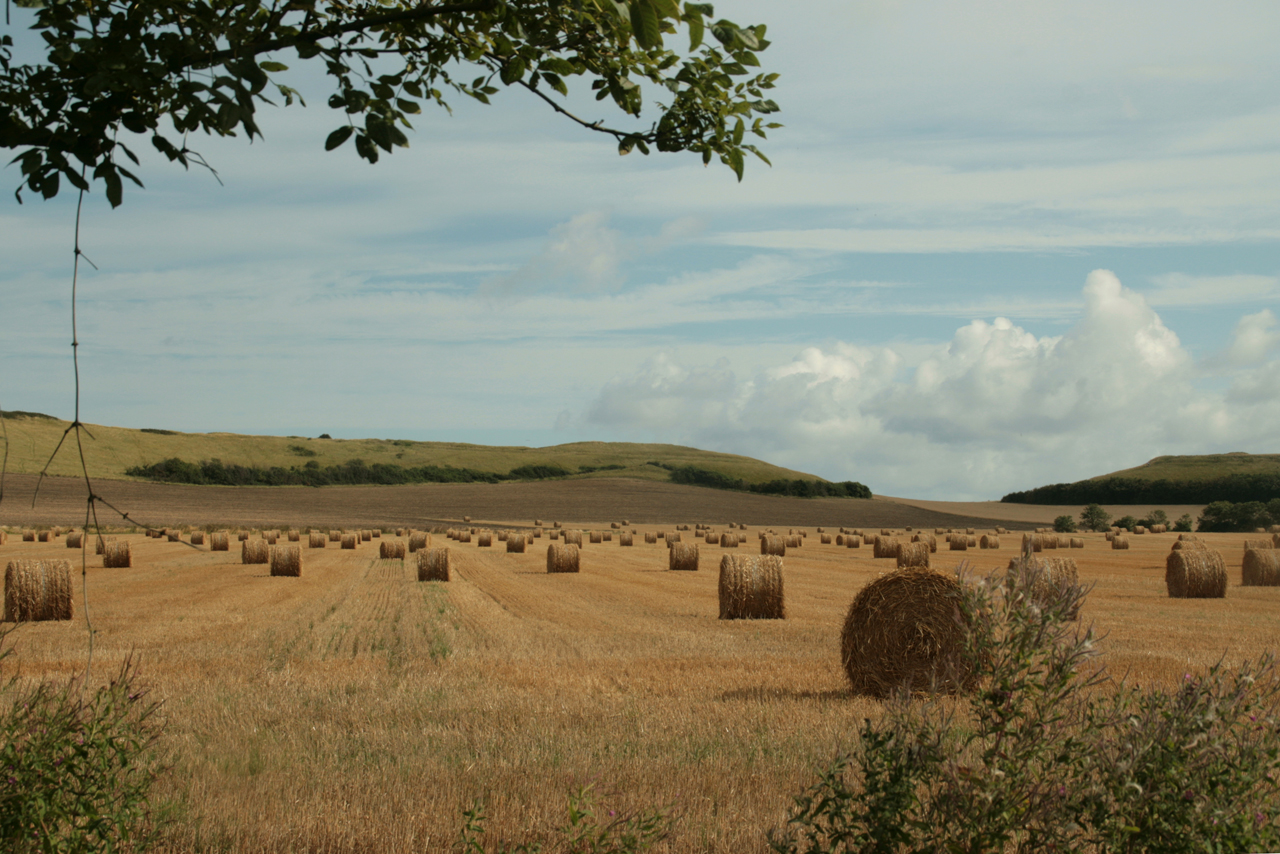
[0,411,823,485]
[1093,453,1280,482]
[1003,452,1280,505]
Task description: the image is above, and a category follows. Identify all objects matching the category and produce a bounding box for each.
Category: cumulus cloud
[1225,309,1280,365]
[584,270,1279,499]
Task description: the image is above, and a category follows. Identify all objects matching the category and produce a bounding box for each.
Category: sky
[3,1,1279,500]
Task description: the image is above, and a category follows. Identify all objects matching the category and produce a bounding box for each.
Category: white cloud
[583,270,1279,499]
[1144,273,1280,307]
[1225,309,1280,365]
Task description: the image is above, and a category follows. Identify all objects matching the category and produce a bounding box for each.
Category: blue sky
[3,1,1279,500]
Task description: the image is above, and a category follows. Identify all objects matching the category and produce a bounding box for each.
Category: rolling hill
[1002,453,1280,505]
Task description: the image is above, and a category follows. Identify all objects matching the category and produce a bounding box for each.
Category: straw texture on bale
[721,532,739,548]
[1244,539,1274,552]
[564,530,583,547]
[718,555,785,620]
[1165,549,1227,598]
[506,535,527,554]
[669,542,699,572]
[553,522,562,529]
[549,530,560,541]
[269,545,302,577]
[1105,532,1115,542]
[948,536,968,552]
[167,530,181,543]
[379,540,407,559]
[980,534,1000,549]
[408,532,429,552]
[66,532,83,549]
[1151,524,1167,534]
[1243,549,1280,587]
[547,543,580,573]
[534,528,543,538]
[840,568,972,699]
[360,530,372,542]
[37,531,51,543]
[1172,539,1207,551]
[619,532,634,547]
[911,533,937,553]
[820,534,832,545]
[242,540,270,564]
[873,536,900,559]
[1112,536,1130,550]
[760,534,786,557]
[477,532,493,548]
[328,530,342,542]
[308,532,327,548]
[589,531,603,544]
[1135,527,1147,535]
[603,532,613,542]
[463,516,472,523]
[4,560,73,622]
[238,532,250,542]
[418,548,450,581]
[1007,556,1080,619]
[897,541,931,569]
[103,540,132,568]
[340,534,357,550]
[846,535,861,549]
[705,531,718,544]
[457,531,472,544]
[785,535,803,549]
[287,531,300,542]
[644,532,657,544]
[209,532,229,551]
[371,530,381,538]
[1022,533,1043,553]
[189,531,205,545]
[497,530,509,541]
[21,531,35,542]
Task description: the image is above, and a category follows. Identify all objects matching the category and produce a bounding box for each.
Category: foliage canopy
[1,0,779,206]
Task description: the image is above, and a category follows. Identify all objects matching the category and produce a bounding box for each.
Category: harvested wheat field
[0,521,1277,852]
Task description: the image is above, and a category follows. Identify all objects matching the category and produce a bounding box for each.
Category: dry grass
[4,559,73,621]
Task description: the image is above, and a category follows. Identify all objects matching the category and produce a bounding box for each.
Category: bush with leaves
[0,633,163,854]
[769,559,1280,854]
[1079,503,1111,532]
[459,784,673,853]
[1053,514,1077,533]
[1173,513,1194,532]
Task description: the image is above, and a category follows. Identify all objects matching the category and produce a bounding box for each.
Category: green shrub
[1053,514,1077,533]
[0,636,163,853]
[1114,514,1137,532]
[1079,503,1110,532]
[769,562,1280,854]
[1174,513,1194,532]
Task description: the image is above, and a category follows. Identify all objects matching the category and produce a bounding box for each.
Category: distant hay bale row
[418,548,450,581]
[547,543,580,573]
[669,542,699,572]
[4,560,73,622]
[270,545,302,577]
[380,540,407,559]
[718,555,784,620]
[1165,549,1226,599]
[1242,549,1280,587]
[309,532,327,548]
[103,541,132,568]
[242,540,270,565]
[841,568,971,699]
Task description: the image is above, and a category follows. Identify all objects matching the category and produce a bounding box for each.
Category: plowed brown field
[3,523,1278,852]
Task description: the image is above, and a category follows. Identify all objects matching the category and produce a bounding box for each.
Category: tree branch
[517,76,653,143]
[184,0,498,69]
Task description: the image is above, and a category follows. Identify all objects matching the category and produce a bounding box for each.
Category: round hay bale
[1151,524,1167,534]
[1172,539,1206,551]
[644,532,657,544]
[242,540,270,564]
[836,535,845,546]
[534,528,543,538]
[1042,535,1057,550]
[718,554,785,620]
[912,533,938,553]
[1069,537,1084,549]
[820,534,832,545]
[497,530,509,542]
[418,547,450,581]
[308,532,327,548]
[980,534,1000,549]
[238,531,250,542]
[463,516,472,523]
[622,519,631,526]
[549,529,561,541]
[721,532,739,548]
[589,531,603,544]
[506,535,527,554]
[785,535,803,549]
[1112,536,1130,550]
[873,536,900,559]
[65,532,83,549]
[948,536,968,552]
[287,530,301,542]
[739,523,747,530]
[611,522,620,530]
[547,543,580,573]
[563,530,583,547]
[1007,556,1080,619]
[603,532,612,542]
[553,521,562,529]
[4,560,73,622]
[408,532,429,552]
[619,532,634,547]
[897,541,931,569]
[191,531,206,546]
[1243,549,1280,586]
[457,531,472,544]
[167,530,181,543]
[1165,549,1226,598]
[1105,531,1115,542]
[340,534,358,550]
[1244,539,1274,552]
[371,530,381,539]
[103,540,132,568]
[760,534,786,557]
[705,531,718,544]
[1021,533,1042,553]
[36,531,51,543]
[846,535,861,549]
[1135,526,1147,535]
[669,542,699,572]
[840,568,972,699]
[328,530,342,542]
[210,532,229,551]
[269,545,302,577]
[477,532,493,548]
[380,540,407,559]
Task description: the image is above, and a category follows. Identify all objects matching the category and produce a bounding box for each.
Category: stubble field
[2,521,1278,852]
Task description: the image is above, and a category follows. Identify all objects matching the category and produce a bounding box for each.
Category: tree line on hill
[654,462,873,499]
[1059,500,1280,534]
[1002,473,1280,506]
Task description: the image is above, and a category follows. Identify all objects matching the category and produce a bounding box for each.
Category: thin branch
[517,76,651,143]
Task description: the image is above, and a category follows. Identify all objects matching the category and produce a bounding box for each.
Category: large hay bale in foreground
[211,532,230,552]
[840,568,972,699]
[1165,549,1226,598]
[270,545,302,577]
[1242,549,1280,587]
[103,541,132,568]
[242,540,270,565]
[506,535,527,554]
[547,543,580,573]
[897,541,931,569]
[669,542,699,572]
[4,560,73,622]
[760,534,785,557]
[380,540,406,559]
[718,555,785,620]
[308,532,327,548]
[418,547,450,581]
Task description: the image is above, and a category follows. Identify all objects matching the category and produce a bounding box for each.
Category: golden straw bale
[1274,533,1280,548]
[371,530,381,538]
[190,531,206,545]
[840,568,972,699]
[704,531,718,544]
[534,528,543,538]
[242,540,270,564]
[506,535,527,554]
[553,522,562,529]
[619,532,634,547]
[1243,549,1280,587]
[1112,536,1130,550]
[563,530,583,547]
[669,542,699,572]
[846,535,861,549]
[1151,524,1167,534]
[1166,549,1227,598]
[785,535,803,549]
[237,531,249,542]
[896,541,931,569]
[547,543,580,573]
[1105,532,1115,542]
[821,534,832,545]
[0,531,5,545]
[408,532,429,552]
[497,530,509,542]
[611,522,620,529]
[418,547,450,581]
[457,531,472,544]
[912,533,937,553]
[287,531,300,542]
[644,532,657,544]
[1069,538,1084,549]
[308,532,327,548]
[1172,539,1206,551]
[477,532,493,548]
[4,560,73,622]
[948,536,968,552]
[1007,556,1081,619]
[720,532,739,548]
[873,536,900,559]
[980,534,1000,549]
[1244,539,1273,552]
[463,516,472,523]
[1135,526,1147,535]
[589,531,603,544]
[603,532,612,542]
[760,534,786,557]
[359,530,371,542]
[37,531,51,543]
[328,530,342,542]
[167,530,181,543]
[550,530,561,541]
[664,532,680,548]
[718,554,785,620]
[379,540,406,559]
[269,545,302,577]
[340,534,357,550]
[210,532,229,551]
[66,532,83,549]
[103,541,132,568]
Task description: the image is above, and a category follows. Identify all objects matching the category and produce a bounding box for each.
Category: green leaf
[396,98,421,114]
[324,126,354,150]
[630,0,662,49]
[686,13,704,50]
[259,61,289,73]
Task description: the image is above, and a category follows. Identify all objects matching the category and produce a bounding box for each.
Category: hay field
[1,525,1278,852]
